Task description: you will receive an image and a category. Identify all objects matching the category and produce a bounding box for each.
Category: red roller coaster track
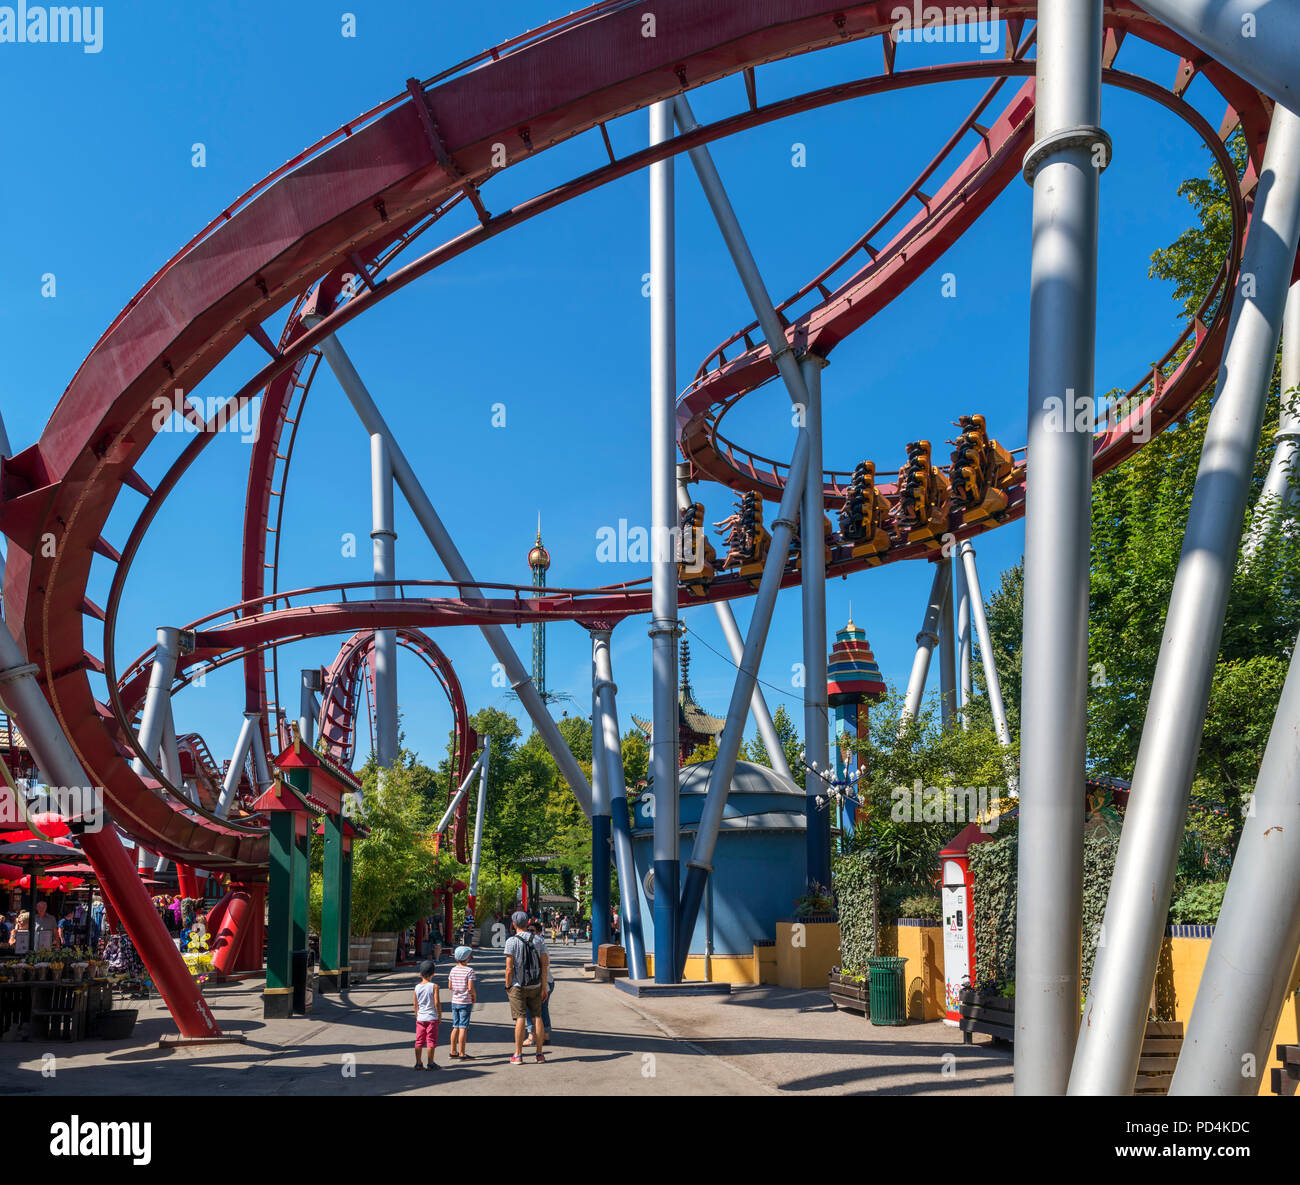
[0,2,1278,882]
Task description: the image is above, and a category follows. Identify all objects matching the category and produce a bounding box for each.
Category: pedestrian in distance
[447,945,477,1059]
[560,914,570,946]
[504,909,549,1064]
[412,959,442,1071]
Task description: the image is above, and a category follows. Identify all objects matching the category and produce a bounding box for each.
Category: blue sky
[0,4,1228,774]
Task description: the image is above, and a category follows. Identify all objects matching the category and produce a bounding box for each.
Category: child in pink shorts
[413,960,442,1070]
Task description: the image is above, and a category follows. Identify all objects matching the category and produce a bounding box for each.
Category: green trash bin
[867,956,908,1026]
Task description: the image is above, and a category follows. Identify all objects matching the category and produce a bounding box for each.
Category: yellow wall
[775,920,842,989]
[643,953,760,984]
[1156,934,1300,1097]
[879,923,946,1021]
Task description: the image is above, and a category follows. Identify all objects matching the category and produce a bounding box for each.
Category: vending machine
[939,823,991,1024]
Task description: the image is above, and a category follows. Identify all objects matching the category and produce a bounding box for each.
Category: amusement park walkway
[0,945,1011,1096]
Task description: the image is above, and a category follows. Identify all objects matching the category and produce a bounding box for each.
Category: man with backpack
[503,909,549,1064]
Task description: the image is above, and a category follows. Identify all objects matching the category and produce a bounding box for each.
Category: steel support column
[310,326,593,816]
[1013,0,1106,1096]
[1132,0,1300,115]
[955,547,972,728]
[959,541,1014,758]
[1241,280,1300,565]
[589,634,612,962]
[131,627,182,781]
[900,561,952,724]
[215,713,259,819]
[435,751,487,834]
[1071,102,1300,1096]
[298,669,319,749]
[671,91,817,976]
[938,572,957,731]
[592,630,646,979]
[466,736,490,927]
[800,354,832,891]
[370,432,398,770]
[1170,624,1300,1094]
[649,98,681,982]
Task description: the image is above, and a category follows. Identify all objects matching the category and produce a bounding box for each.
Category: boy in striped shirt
[447,946,477,1059]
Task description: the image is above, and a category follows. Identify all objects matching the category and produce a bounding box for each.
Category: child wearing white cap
[447,946,477,1059]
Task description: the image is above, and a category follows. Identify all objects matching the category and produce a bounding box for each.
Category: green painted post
[264,811,294,1018]
[320,812,344,993]
[341,843,353,990]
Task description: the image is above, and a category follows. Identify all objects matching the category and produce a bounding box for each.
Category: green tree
[741,703,805,788]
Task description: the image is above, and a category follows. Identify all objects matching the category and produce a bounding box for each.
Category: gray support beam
[1170,627,1300,1094]
[800,355,832,889]
[310,327,593,817]
[214,713,259,819]
[900,562,952,723]
[671,91,817,976]
[676,468,794,785]
[131,628,182,781]
[468,737,491,908]
[1070,102,1300,1096]
[649,98,681,983]
[1132,0,1300,115]
[249,717,272,796]
[370,432,399,770]
[1016,0,1106,1096]
[435,750,487,834]
[1241,280,1300,565]
[298,670,320,749]
[938,572,957,731]
[589,641,612,958]
[959,541,1015,758]
[954,546,972,729]
[592,630,647,979]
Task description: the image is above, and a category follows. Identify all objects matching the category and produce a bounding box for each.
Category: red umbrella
[0,829,73,848]
[0,861,22,883]
[46,862,95,877]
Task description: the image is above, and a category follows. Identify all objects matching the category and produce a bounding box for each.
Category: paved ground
[0,943,1011,1096]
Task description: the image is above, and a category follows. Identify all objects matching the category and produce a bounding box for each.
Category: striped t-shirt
[448,964,476,1005]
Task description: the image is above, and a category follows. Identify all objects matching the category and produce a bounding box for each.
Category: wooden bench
[958,990,1014,1046]
[31,982,89,1041]
[1270,1044,1299,1097]
[1134,1021,1183,1095]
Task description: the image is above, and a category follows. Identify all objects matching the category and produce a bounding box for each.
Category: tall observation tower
[527,516,551,702]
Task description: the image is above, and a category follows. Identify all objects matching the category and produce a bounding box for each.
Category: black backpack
[515,933,543,987]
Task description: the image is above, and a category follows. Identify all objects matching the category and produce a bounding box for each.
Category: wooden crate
[958,989,1015,1046]
[828,971,869,1016]
[1134,1021,1183,1095]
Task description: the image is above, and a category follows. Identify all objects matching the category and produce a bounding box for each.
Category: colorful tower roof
[826,614,887,707]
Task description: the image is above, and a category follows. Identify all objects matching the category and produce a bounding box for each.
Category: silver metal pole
[298,669,319,749]
[938,574,957,731]
[132,628,182,780]
[1241,280,1300,565]
[592,630,647,979]
[1071,102,1300,1096]
[1132,0,1300,114]
[1170,625,1300,1094]
[649,98,681,982]
[468,738,491,906]
[435,750,487,834]
[1017,0,1106,1096]
[370,432,398,769]
[676,468,794,785]
[309,327,593,816]
[215,713,259,819]
[955,546,972,729]
[671,91,821,974]
[589,636,612,957]
[248,716,272,796]
[959,541,1014,755]
[900,562,952,723]
[800,354,832,890]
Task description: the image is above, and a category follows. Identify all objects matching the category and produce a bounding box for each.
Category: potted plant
[794,882,837,921]
[828,966,869,1015]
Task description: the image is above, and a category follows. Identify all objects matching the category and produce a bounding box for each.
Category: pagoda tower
[632,639,725,765]
[826,612,887,843]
